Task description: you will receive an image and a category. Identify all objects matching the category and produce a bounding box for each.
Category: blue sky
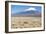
[11,5,41,14]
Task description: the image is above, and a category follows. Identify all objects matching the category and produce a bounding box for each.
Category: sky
[11,5,41,14]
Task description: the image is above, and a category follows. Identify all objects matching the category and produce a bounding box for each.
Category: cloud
[25,7,36,11]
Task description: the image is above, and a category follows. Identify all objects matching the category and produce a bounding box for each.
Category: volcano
[12,10,41,17]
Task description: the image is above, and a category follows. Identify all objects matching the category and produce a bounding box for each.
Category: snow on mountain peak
[25,7,36,11]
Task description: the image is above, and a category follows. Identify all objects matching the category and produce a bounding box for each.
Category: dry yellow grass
[11,17,41,29]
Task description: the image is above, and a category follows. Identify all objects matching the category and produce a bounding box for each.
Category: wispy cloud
[25,7,36,11]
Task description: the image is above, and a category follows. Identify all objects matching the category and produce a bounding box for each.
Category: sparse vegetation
[11,17,41,29]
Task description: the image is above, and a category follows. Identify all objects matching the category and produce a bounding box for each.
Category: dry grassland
[11,17,41,29]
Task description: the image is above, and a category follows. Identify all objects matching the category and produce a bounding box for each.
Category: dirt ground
[11,17,41,29]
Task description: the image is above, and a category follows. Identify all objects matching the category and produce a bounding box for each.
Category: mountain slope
[12,10,41,17]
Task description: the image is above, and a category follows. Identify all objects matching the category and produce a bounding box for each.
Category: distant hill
[11,10,41,17]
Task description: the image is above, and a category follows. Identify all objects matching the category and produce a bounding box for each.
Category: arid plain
[11,17,41,29]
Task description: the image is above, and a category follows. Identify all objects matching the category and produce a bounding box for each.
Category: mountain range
[11,10,41,17]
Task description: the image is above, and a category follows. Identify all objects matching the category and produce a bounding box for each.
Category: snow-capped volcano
[12,8,41,17]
